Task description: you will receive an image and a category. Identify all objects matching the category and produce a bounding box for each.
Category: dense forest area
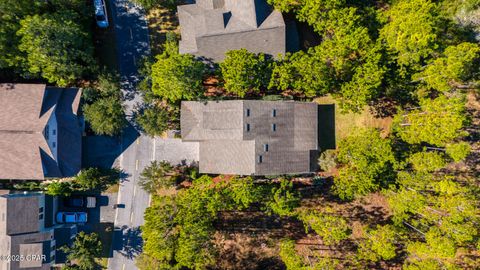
[138,0,480,269]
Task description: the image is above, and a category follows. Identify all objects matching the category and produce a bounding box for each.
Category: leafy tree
[445,142,471,162]
[318,149,337,172]
[380,0,439,68]
[95,71,122,98]
[220,49,272,97]
[265,179,300,217]
[415,42,480,92]
[393,96,468,146]
[83,96,127,136]
[141,175,261,270]
[337,50,386,112]
[407,151,446,172]
[279,238,339,270]
[74,167,119,191]
[136,105,178,137]
[279,239,308,270]
[45,181,72,197]
[269,50,333,97]
[296,0,354,36]
[358,225,397,262]
[387,187,427,225]
[17,13,95,86]
[266,0,299,12]
[0,0,43,69]
[131,0,176,10]
[139,161,179,193]
[219,176,261,210]
[151,41,206,102]
[141,195,178,269]
[61,232,102,270]
[135,253,168,270]
[333,128,395,200]
[299,211,350,245]
[405,228,457,267]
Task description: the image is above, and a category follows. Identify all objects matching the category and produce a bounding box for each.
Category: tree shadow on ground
[112,226,143,259]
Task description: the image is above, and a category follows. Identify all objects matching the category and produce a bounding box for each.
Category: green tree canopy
[393,95,468,146]
[334,128,395,200]
[269,50,333,98]
[264,179,300,217]
[74,167,119,191]
[136,105,178,137]
[405,228,457,268]
[17,13,95,86]
[0,0,43,69]
[83,96,127,136]
[358,225,398,262]
[415,42,480,92]
[279,239,309,270]
[140,175,262,270]
[220,49,273,97]
[445,142,471,162]
[407,151,446,172]
[45,181,73,197]
[380,0,439,69]
[299,211,351,245]
[139,161,179,193]
[61,232,102,270]
[151,41,206,102]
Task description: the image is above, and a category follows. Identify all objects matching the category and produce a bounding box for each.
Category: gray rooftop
[0,84,82,180]
[178,0,286,61]
[0,193,53,270]
[181,100,318,175]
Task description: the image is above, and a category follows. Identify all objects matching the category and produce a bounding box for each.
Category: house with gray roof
[178,0,286,62]
[0,84,82,180]
[181,100,318,175]
[0,192,59,270]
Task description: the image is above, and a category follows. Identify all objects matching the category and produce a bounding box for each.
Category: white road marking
[152,138,156,161]
[122,264,125,270]
[130,212,134,223]
[133,185,137,197]
[135,160,139,171]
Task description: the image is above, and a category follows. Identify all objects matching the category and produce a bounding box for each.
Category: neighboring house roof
[0,84,82,180]
[0,193,54,270]
[181,100,318,175]
[178,0,286,61]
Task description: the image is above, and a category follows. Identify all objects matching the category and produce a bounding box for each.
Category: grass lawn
[146,6,179,56]
[105,183,119,193]
[315,95,393,143]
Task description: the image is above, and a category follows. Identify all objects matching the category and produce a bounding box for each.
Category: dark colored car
[64,196,97,208]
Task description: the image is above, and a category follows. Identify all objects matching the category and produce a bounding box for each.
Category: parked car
[94,0,109,28]
[56,212,88,224]
[64,196,97,208]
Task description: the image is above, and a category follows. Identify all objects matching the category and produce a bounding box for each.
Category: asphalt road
[108,0,151,269]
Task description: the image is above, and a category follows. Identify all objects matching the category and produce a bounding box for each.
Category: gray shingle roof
[181,100,318,175]
[0,84,82,180]
[178,0,286,61]
[0,193,54,270]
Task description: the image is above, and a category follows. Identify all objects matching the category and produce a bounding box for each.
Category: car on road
[56,212,88,224]
[64,196,97,208]
[94,0,109,28]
